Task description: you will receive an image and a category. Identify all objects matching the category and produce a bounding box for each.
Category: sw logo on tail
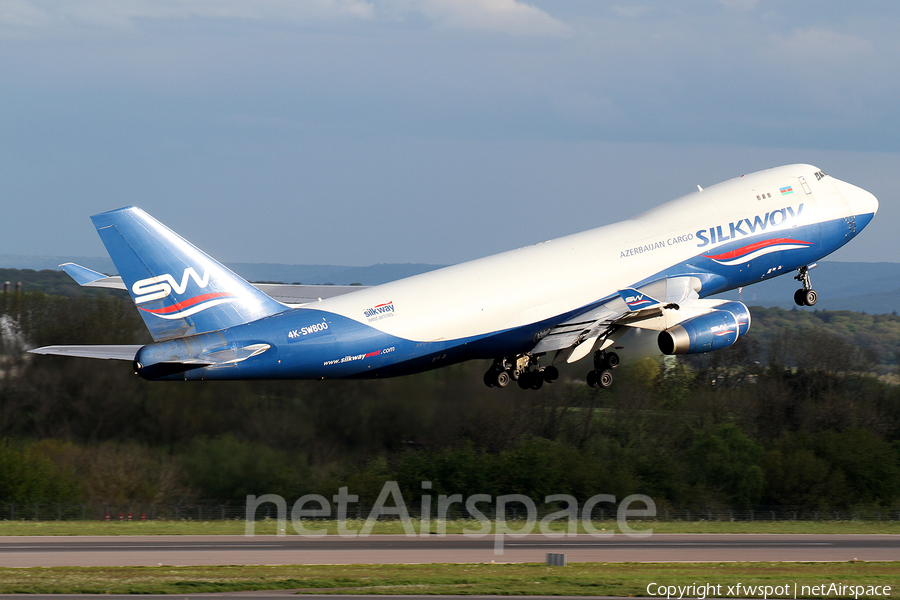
[132,267,211,304]
[131,267,242,320]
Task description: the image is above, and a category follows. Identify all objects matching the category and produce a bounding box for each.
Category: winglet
[617,288,662,311]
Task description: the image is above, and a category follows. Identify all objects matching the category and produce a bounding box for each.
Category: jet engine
[657,301,751,355]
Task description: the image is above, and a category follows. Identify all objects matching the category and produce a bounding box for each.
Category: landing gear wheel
[483,371,495,388]
[794,265,818,307]
[486,354,544,389]
[793,288,818,306]
[495,370,510,387]
[599,369,613,388]
[586,369,612,388]
[605,352,620,369]
[530,377,544,390]
[542,365,559,383]
[593,349,620,373]
[597,369,612,388]
[804,289,818,306]
[518,373,532,389]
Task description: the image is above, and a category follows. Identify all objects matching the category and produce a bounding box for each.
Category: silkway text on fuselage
[696,203,804,248]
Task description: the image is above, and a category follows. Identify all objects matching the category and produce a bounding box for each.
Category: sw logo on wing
[624,295,653,309]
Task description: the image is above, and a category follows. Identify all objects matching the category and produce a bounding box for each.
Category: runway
[1,533,898,567]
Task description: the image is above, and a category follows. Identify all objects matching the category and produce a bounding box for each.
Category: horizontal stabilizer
[60,263,126,290]
[29,345,142,360]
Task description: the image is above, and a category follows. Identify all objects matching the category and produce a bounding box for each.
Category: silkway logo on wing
[132,267,237,320]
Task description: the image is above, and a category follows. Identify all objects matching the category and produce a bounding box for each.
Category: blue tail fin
[91,207,287,341]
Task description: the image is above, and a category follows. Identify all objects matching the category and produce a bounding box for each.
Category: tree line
[0,279,898,511]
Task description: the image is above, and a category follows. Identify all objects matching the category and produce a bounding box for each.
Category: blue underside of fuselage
[153,212,873,381]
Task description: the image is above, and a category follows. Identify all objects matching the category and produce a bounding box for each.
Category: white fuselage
[316,164,874,344]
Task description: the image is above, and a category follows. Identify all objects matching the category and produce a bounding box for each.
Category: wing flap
[530,276,703,356]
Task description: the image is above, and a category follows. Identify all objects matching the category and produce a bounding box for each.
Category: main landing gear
[793,265,818,307]
[483,354,559,390]
[586,350,619,389]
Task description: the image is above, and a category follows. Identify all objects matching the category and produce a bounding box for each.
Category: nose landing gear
[794,264,818,307]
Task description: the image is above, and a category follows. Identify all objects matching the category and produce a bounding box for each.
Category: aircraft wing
[530,276,703,363]
[251,283,367,304]
[60,263,368,305]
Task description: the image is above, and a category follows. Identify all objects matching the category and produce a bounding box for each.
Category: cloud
[390,0,571,36]
[713,0,757,9]
[608,5,651,19]
[768,27,877,68]
[0,1,48,28]
[753,26,883,118]
[550,92,623,128]
[0,0,376,33]
[1,0,568,37]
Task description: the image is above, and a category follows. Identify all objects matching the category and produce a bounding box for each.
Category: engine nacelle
[657,301,751,355]
[713,301,751,336]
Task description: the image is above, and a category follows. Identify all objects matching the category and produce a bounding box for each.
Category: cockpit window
[814,170,827,181]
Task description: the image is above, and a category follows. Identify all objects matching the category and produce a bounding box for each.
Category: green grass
[0,562,895,595]
[2,518,899,536]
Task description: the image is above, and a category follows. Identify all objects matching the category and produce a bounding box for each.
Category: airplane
[30,164,878,390]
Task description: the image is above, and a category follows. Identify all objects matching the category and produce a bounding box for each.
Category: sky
[1,0,898,267]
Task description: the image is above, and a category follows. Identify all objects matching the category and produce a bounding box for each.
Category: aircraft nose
[834,178,879,217]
